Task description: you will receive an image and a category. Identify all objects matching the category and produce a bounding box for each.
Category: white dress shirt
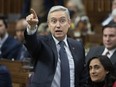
[0,33,8,55]
[51,36,75,87]
[102,48,116,58]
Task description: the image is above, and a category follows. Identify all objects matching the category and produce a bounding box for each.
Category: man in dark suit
[15,18,31,60]
[25,6,88,87]
[86,23,116,66]
[0,64,12,87]
[0,16,22,60]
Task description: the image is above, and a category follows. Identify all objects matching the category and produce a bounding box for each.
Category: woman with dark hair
[87,55,116,87]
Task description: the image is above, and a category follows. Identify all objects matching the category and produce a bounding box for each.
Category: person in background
[65,0,92,39]
[15,18,31,60]
[0,16,22,60]
[109,8,116,24]
[24,5,88,87]
[0,64,12,87]
[37,22,49,36]
[15,18,27,43]
[102,0,116,26]
[86,23,116,69]
[65,0,85,30]
[87,55,116,87]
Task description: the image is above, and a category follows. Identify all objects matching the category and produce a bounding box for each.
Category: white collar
[0,33,8,46]
[52,35,68,47]
[103,48,116,57]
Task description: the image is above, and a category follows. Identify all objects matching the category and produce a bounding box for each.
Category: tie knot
[59,41,65,47]
[105,51,110,56]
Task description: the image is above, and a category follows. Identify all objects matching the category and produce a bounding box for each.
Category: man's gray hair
[47,5,70,20]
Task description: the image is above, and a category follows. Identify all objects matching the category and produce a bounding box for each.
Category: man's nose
[56,21,61,27]
[105,36,110,41]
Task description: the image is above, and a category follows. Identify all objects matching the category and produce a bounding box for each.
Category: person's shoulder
[113,81,116,87]
[7,35,22,47]
[0,65,9,74]
[89,45,104,50]
[37,34,52,42]
[68,38,81,45]
[68,38,84,50]
[7,35,19,43]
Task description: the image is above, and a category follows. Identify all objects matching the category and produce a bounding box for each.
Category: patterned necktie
[59,41,70,87]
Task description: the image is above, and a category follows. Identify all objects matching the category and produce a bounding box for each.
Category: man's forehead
[50,16,66,19]
[104,27,116,34]
[49,13,68,20]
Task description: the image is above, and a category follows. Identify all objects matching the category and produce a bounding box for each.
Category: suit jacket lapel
[47,35,58,67]
[97,46,104,55]
[67,39,78,62]
[110,51,116,64]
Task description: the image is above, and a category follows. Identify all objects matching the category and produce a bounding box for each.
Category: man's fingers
[26,9,39,28]
[30,8,37,19]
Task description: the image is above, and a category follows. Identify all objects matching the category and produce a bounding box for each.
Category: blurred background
[0,0,112,48]
[0,0,113,87]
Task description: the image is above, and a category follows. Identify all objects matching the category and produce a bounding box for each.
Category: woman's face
[89,59,109,82]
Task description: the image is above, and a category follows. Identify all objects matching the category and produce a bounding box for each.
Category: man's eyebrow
[60,16,66,19]
[50,17,56,20]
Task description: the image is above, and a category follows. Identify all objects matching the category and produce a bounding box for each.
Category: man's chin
[54,35,64,40]
[106,46,114,50]
[55,34,63,38]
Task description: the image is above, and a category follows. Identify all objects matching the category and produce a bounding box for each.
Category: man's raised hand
[26,9,38,29]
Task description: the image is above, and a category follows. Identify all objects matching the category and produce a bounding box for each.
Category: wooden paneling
[0,59,30,87]
[83,0,112,24]
[0,0,23,36]
[0,0,23,15]
[82,0,112,46]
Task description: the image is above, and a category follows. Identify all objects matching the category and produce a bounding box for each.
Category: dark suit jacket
[86,46,116,65]
[19,45,31,60]
[24,31,88,87]
[0,65,12,87]
[1,35,22,60]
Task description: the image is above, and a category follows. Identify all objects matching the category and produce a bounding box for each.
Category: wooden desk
[0,59,30,87]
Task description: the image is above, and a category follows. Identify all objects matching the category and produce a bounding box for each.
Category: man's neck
[0,33,8,41]
[0,33,6,39]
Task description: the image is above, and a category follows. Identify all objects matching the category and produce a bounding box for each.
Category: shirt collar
[52,35,68,47]
[0,33,8,45]
[104,48,116,55]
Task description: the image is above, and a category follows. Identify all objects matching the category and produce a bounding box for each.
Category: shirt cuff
[27,25,38,35]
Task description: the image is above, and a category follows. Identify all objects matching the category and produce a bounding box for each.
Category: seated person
[86,23,116,69]
[15,18,31,60]
[0,64,12,87]
[0,16,22,60]
[87,55,116,87]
